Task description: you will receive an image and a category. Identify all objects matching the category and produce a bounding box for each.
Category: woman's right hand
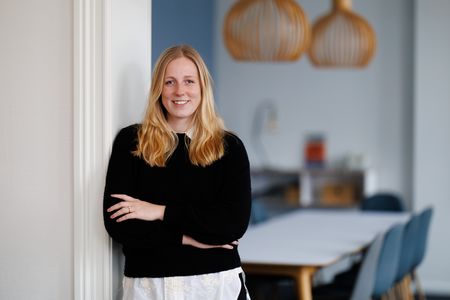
[182,235,238,250]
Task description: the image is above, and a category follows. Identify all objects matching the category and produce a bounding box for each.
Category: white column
[74,0,113,298]
[74,0,151,299]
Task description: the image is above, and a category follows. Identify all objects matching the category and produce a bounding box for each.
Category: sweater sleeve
[163,134,252,245]
[103,126,182,248]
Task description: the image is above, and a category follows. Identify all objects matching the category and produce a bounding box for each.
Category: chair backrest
[372,223,404,297]
[250,199,269,225]
[349,233,384,300]
[395,214,421,282]
[412,206,434,269]
[361,193,405,212]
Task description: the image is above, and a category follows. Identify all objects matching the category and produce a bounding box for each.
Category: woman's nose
[175,84,185,96]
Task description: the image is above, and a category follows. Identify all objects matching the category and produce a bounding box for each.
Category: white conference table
[239,209,410,300]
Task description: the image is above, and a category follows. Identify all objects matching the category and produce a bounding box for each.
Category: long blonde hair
[134,45,226,167]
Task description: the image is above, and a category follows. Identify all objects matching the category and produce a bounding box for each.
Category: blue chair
[270,219,408,300]
[310,233,385,300]
[394,214,421,299]
[249,198,269,225]
[412,207,434,269]
[411,207,434,300]
[311,223,405,300]
[348,233,385,300]
[361,193,405,212]
[372,223,405,299]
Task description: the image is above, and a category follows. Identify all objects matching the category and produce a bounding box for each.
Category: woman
[103,45,252,300]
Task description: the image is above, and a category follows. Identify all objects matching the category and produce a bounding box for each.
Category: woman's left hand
[107,194,165,222]
[182,235,239,250]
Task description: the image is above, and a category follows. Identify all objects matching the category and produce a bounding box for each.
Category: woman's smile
[172,99,190,105]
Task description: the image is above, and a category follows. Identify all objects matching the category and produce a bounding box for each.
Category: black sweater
[103,124,252,277]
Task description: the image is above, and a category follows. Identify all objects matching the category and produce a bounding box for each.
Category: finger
[117,212,135,222]
[107,201,129,213]
[231,240,239,245]
[107,203,122,213]
[110,207,130,219]
[221,244,233,250]
[111,194,136,202]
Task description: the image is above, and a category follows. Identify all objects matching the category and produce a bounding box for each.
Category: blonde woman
[104,45,251,300]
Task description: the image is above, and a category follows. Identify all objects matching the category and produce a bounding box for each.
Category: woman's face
[161,56,201,131]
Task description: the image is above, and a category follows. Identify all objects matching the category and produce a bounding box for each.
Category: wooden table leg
[295,266,317,300]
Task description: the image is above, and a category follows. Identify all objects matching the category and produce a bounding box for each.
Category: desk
[239,209,409,300]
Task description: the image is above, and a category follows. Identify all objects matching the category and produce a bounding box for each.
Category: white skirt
[122,267,251,300]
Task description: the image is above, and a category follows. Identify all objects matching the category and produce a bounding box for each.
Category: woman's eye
[185,79,195,85]
[165,80,174,85]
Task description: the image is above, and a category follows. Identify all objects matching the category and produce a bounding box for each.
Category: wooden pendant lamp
[308,0,376,67]
[223,0,310,61]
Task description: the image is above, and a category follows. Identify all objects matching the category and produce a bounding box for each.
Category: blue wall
[152,0,215,77]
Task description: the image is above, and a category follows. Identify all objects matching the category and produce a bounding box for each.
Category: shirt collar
[185,127,194,139]
[173,127,194,139]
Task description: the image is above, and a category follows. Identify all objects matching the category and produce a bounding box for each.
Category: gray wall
[0,0,73,299]
[414,0,450,293]
[215,0,414,205]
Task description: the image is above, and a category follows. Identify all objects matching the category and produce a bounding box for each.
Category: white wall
[110,0,151,298]
[0,0,151,298]
[112,0,151,131]
[215,0,414,206]
[0,0,73,299]
[414,0,450,293]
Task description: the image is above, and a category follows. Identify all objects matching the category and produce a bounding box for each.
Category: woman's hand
[182,235,239,250]
[107,194,165,222]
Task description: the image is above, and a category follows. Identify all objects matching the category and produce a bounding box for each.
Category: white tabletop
[239,209,410,267]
